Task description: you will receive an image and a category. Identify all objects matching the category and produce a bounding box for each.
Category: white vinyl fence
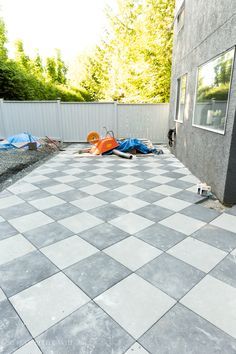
[0,100,169,143]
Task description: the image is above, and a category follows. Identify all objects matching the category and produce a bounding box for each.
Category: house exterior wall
[169,0,236,204]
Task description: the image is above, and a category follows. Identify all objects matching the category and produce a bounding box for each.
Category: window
[175,74,187,122]
[193,48,235,133]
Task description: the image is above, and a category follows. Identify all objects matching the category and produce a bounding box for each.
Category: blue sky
[0,0,116,62]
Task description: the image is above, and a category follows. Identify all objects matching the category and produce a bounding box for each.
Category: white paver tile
[71,196,107,211]
[112,197,148,211]
[104,236,162,271]
[0,234,35,266]
[109,213,154,234]
[114,185,145,196]
[10,272,89,337]
[154,197,191,212]
[151,185,181,196]
[181,275,236,339]
[211,213,236,234]
[29,196,65,210]
[95,274,175,339]
[8,211,53,233]
[41,235,98,269]
[80,184,109,195]
[13,340,42,354]
[44,184,73,194]
[7,182,38,195]
[167,237,227,272]
[0,195,24,210]
[59,212,103,233]
[159,213,206,236]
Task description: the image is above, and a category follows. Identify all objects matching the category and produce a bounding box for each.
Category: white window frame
[175,73,187,123]
[192,47,235,135]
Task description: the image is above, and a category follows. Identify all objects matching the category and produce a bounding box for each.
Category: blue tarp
[104,138,162,155]
[0,133,40,150]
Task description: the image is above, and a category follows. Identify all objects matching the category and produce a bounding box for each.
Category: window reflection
[194,48,234,132]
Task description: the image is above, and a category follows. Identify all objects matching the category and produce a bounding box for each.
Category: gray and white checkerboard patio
[0,144,236,354]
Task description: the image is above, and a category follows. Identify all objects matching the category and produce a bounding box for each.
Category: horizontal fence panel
[117,104,169,143]
[60,102,116,142]
[2,101,60,138]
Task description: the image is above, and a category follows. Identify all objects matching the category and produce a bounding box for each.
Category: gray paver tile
[36,302,134,354]
[96,189,127,202]
[210,254,236,288]
[95,273,175,339]
[192,224,236,252]
[174,190,206,203]
[134,204,174,222]
[0,250,58,297]
[0,195,24,210]
[65,252,131,298]
[180,204,220,222]
[89,204,127,221]
[10,272,90,337]
[135,223,186,251]
[71,195,107,210]
[139,303,236,354]
[166,179,195,189]
[0,221,18,240]
[180,275,236,339]
[125,343,149,354]
[137,253,205,300]
[79,223,129,250]
[23,222,73,248]
[0,300,31,354]
[0,202,37,220]
[132,179,159,190]
[18,189,50,202]
[56,189,89,202]
[135,190,165,203]
[43,203,81,221]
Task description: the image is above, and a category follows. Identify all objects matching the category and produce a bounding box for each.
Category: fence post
[0,99,6,138]
[57,99,64,142]
[114,100,118,137]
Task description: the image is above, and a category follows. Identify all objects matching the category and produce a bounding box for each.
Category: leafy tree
[0,17,7,60]
[14,39,30,70]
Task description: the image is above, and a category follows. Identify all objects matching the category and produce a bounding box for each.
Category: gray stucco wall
[169,0,236,204]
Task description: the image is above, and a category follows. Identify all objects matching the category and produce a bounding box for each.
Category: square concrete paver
[79,223,129,250]
[159,213,206,236]
[41,235,98,269]
[59,212,103,233]
[95,273,175,339]
[137,253,205,300]
[1,145,236,352]
[210,213,236,234]
[0,250,58,297]
[104,236,162,271]
[167,237,227,272]
[65,252,131,298]
[109,213,154,234]
[181,275,236,339]
[8,211,53,233]
[139,303,236,354]
[36,302,134,354]
[0,234,35,266]
[0,300,31,354]
[10,272,90,337]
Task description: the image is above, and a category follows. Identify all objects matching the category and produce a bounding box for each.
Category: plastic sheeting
[104,138,162,155]
[0,133,39,150]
